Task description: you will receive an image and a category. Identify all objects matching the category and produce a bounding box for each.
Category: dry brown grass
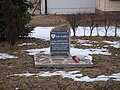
[1,14,120,89]
[28,15,67,27]
[0,36,120,90]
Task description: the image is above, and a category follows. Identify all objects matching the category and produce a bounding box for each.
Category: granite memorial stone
[50,24,70,56]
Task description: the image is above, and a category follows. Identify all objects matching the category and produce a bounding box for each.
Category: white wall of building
[96,0,120,11]
[41,0,95,14]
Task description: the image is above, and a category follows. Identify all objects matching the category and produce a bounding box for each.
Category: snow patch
[81,44,93,46]
[26,47,111,60]
[102,40,120,48]
[18,43,37,46]
[26,48,50,56]
[10,71,120,82]
[29,27,53,40]
[0,53,17,59]
[14,73,35,77]
[29,26,120,40]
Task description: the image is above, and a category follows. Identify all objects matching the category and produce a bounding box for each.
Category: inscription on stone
[50,25,70,56]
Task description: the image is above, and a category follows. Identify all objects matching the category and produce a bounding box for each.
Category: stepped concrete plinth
[34,54,93,68]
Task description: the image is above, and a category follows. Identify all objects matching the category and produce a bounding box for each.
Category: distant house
[41,0,96,14]
[39,0,120,14]
[96,0,120,12]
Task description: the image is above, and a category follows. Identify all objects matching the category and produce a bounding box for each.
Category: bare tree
[81,13,89,36]
[96,24,100,36]
[89,13,96,36]
[113,12,120,37]
[86,13,98,36]
[100,12,112,37]
[65,13,81,36]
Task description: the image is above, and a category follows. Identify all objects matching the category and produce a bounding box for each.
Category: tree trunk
[105,29,107,37]
[83,27,86,36]
[90,30,93,36]
[105,26,110,37]
[115,27,117,37]
[96,24,99,36]
[115,23,118,37]
[73,28,76,36]
[90,27,94,36]
[96,27,99,36]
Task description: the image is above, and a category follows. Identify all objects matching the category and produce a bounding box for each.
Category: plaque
[50,24,70,56]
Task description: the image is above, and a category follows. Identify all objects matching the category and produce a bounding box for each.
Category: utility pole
[39,0,41,14]
[45,0,47,14]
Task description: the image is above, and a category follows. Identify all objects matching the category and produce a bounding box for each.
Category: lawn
[0,15,120,90]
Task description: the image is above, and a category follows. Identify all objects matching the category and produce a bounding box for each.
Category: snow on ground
[76,39,97,44]
[74,40,98,47]
[75,26,120,37]
[29,26,120,49]
[29,27,54,40]
[77,39,120,48]
[3,26,120,82]
[26,47,111,60]
[26,48,50,56]
[102,41,120,48]
[27,26,120,60]
[9,70,120,82]
[0,53,17,59]
[81,43,93,46]
[29,26,120,40]
[18,43,37,46]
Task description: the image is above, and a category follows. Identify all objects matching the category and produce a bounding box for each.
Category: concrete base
[34,54,93,68]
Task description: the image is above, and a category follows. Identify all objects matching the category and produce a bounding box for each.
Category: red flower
[72,56,80,63]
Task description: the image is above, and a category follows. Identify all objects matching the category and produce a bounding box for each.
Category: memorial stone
[50,24,70,56]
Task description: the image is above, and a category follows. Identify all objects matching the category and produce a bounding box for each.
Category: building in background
[29,0,120,14]
[41,0,95,14]
[96,0,120,12]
